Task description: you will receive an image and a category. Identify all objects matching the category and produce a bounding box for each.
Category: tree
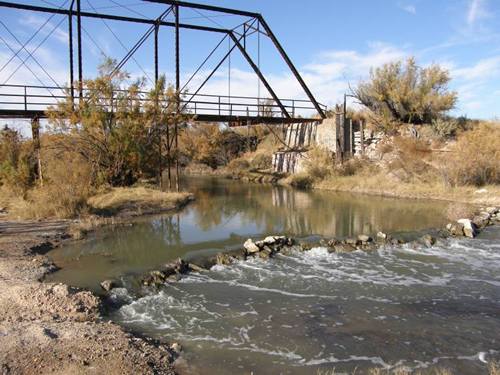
[47,58,189,187]
[353,57,457,130]
[0,125,35,193]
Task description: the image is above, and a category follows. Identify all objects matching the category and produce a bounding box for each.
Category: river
[46,177,500,374]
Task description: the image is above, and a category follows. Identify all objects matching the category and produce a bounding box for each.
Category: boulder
[376,232,388,242]
[170,342,182,354]
[243,239,260,254]
[100,279,117,292]
[345,238,359,246]
[216,252,235,265]
[358,234,373,243]
[333,243,356,253]
[258,250,271,260]
[421,234,436,248]
[142,270,167,286]
[327,238,340,247]
[188,263,207,273]
[486,207,498,215]
[457,219,478,238]
[262,235,285,245]
[472,214,490,229]
[447,222,465,236]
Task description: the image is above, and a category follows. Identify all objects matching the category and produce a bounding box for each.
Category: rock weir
[115,207,500,290]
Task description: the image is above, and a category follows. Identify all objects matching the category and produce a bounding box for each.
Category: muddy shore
[0,219,182,374]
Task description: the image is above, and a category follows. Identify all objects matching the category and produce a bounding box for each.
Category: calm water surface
[47,177,500,374]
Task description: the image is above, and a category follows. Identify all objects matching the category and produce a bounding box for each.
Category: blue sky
[0,0,499,119]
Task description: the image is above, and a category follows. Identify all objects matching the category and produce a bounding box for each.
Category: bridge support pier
[30,117,43,187]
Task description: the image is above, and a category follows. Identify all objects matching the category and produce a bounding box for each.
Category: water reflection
[46,177,450,291]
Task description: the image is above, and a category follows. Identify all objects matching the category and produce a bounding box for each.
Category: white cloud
[180,42,408,113]
[452,56,500,81]
[399,4,417,15]
[466,0,491,26]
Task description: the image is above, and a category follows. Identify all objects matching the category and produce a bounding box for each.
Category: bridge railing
[0,84,327,119]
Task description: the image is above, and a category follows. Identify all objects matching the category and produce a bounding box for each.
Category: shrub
[0,126,35,194]
[8,149,94,219]
[353,57,457,130]
[431,116,470,139]
[287,173,314,189]
[227,158,250,173]
[333,157,368,176]
[386,136,436,183]
[304,146,333,180]
[441,122,500,186]
[250,153,272,170]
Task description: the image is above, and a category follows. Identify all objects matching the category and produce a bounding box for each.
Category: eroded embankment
[0,219,185,374]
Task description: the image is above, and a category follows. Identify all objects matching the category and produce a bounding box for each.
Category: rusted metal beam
[142,0,260,18]
[258,16,326,119]
[229,32,290,119]
[0,1,228,34]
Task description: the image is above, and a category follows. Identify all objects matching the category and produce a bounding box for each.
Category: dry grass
[87,186,192,217]
[440,122,500,187]
[316,172,500,206]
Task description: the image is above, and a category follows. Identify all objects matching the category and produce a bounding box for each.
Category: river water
[47,177,500,374]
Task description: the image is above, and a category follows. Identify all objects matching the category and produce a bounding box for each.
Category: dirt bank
[0,217,187,374]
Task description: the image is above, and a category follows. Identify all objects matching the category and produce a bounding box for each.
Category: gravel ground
[0,220,178,375]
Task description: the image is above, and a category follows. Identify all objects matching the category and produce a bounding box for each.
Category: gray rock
[486,206,498,215]
[327,238,340,247]
[100,279,117,292]
[243,239,260,254]
[345,238,359,246]
[457,219,477,238]
[188,263,207,273]
[262,235,285,245]
[472,214,490,229]
[170,342,182,354]
[448,222,465,236]
[358,234,373,243]
[216,252,234,265]
[376,232,388,241]
[333,243,356,253]
[421,234,436,248]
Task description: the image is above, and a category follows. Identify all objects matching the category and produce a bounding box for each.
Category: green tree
[353,57,457,130]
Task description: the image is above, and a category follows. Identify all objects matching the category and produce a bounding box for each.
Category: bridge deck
[0,84,324,125]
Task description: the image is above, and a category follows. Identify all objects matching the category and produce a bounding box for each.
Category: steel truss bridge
[0,0,327,125]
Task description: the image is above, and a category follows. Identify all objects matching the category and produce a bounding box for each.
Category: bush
[431,116,470,139]
[288,173,314,189]
[441,122,500,186]
[333,157,368,176]
[8,149,94,219]
[304,146,333,180]
[227,158,250,173]
[353,57,457,130]
[386,136,436,183]
[250,153,272,170]
[0,126,35,194]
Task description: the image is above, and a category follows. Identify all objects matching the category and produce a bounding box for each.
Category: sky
[0,0,500,122]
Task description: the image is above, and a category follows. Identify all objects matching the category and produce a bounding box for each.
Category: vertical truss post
[68,1,75,105]
[243,23,246,50]
[154,22,162,189]
[76,0,83,103]
[174,3,180,191]
[154,23,159,83]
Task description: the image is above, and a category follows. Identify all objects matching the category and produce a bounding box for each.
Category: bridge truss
[0,0,327,125]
